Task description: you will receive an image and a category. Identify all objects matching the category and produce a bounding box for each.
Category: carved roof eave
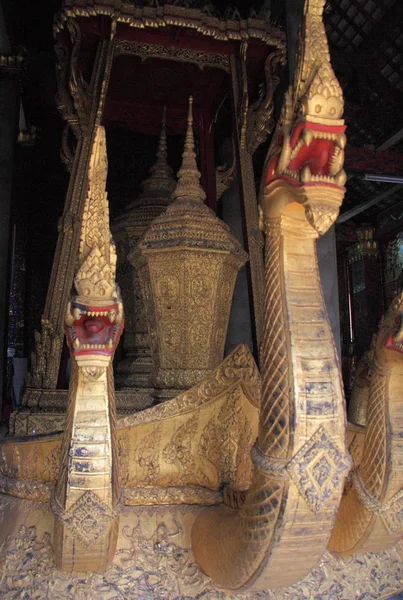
[54,1,285,49]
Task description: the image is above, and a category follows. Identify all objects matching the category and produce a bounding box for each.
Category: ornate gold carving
[20,388,153,412]
[348,224,379,263]
[52,490,119,548]
[1,345,260,508]
[115,39,229,72]
[2,514,403,599]
[52,125,122,572]
[11,388,154,436]
[130,422,163,485]
[162,411,210,487]
[191,0,349,590]
[199,386,254,491]
[286,426,352,514]
[54,16,91,141]
[74,128,117,301]
[66,19,90,130]
[0,474,51,502]
[117,345,259,492]
[117,343,260,428]
[246,48,284,155]
[135,98,247,396]
[113,109,176,389]
[54,3,285,50]
[123,486,221,506]
[27,319,64,389]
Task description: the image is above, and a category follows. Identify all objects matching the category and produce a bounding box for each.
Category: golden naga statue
[191,0,350,589]
[2,0,403,597]
[329,293,403,555]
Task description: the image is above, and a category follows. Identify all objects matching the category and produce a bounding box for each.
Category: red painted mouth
[266,121,347,189]
[385,333,403,354]
[65,303,123,357]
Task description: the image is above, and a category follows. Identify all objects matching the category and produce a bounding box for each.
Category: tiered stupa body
[112,111,176,389]
[134,97,248,400]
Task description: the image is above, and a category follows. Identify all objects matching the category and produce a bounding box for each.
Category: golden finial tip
[187,96,193,124]
[172,93,206,203]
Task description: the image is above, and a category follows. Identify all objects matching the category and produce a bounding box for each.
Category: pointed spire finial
[147,105,174,183]
[172,95,206,203]
[122,107,175,211]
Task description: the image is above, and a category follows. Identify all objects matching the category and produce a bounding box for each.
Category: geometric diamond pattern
[61,490,116,548]
[287,427,352,514]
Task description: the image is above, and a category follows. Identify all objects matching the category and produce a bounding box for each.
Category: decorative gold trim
[115,39,229,72]
[0,473,51,502]
[117,344,260,428]
[246,48,285,155]
[123,486,222,506]
[54,2,285,49]
[51,490,121,548]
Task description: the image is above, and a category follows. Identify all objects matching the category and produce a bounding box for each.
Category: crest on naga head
[262,0,347,235]
[65,126,123,360]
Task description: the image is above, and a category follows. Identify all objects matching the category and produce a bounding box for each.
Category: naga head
[64,126,124,370]
[64,248,124,362]
[377,292,403,365]
[259,0,346,236]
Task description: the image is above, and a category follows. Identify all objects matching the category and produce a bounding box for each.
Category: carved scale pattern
[107,363,120,506]
[359,369,388,499]
[260,218,290,457]
[202,217,290,585]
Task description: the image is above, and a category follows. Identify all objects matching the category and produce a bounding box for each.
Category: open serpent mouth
[385,318,403,354]
[65,302,123,356]
[266,121,347,188]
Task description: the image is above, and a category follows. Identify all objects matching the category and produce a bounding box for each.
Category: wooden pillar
[229,53,264,357]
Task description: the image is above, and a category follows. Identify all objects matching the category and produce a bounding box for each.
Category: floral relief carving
[1,512,403,599]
